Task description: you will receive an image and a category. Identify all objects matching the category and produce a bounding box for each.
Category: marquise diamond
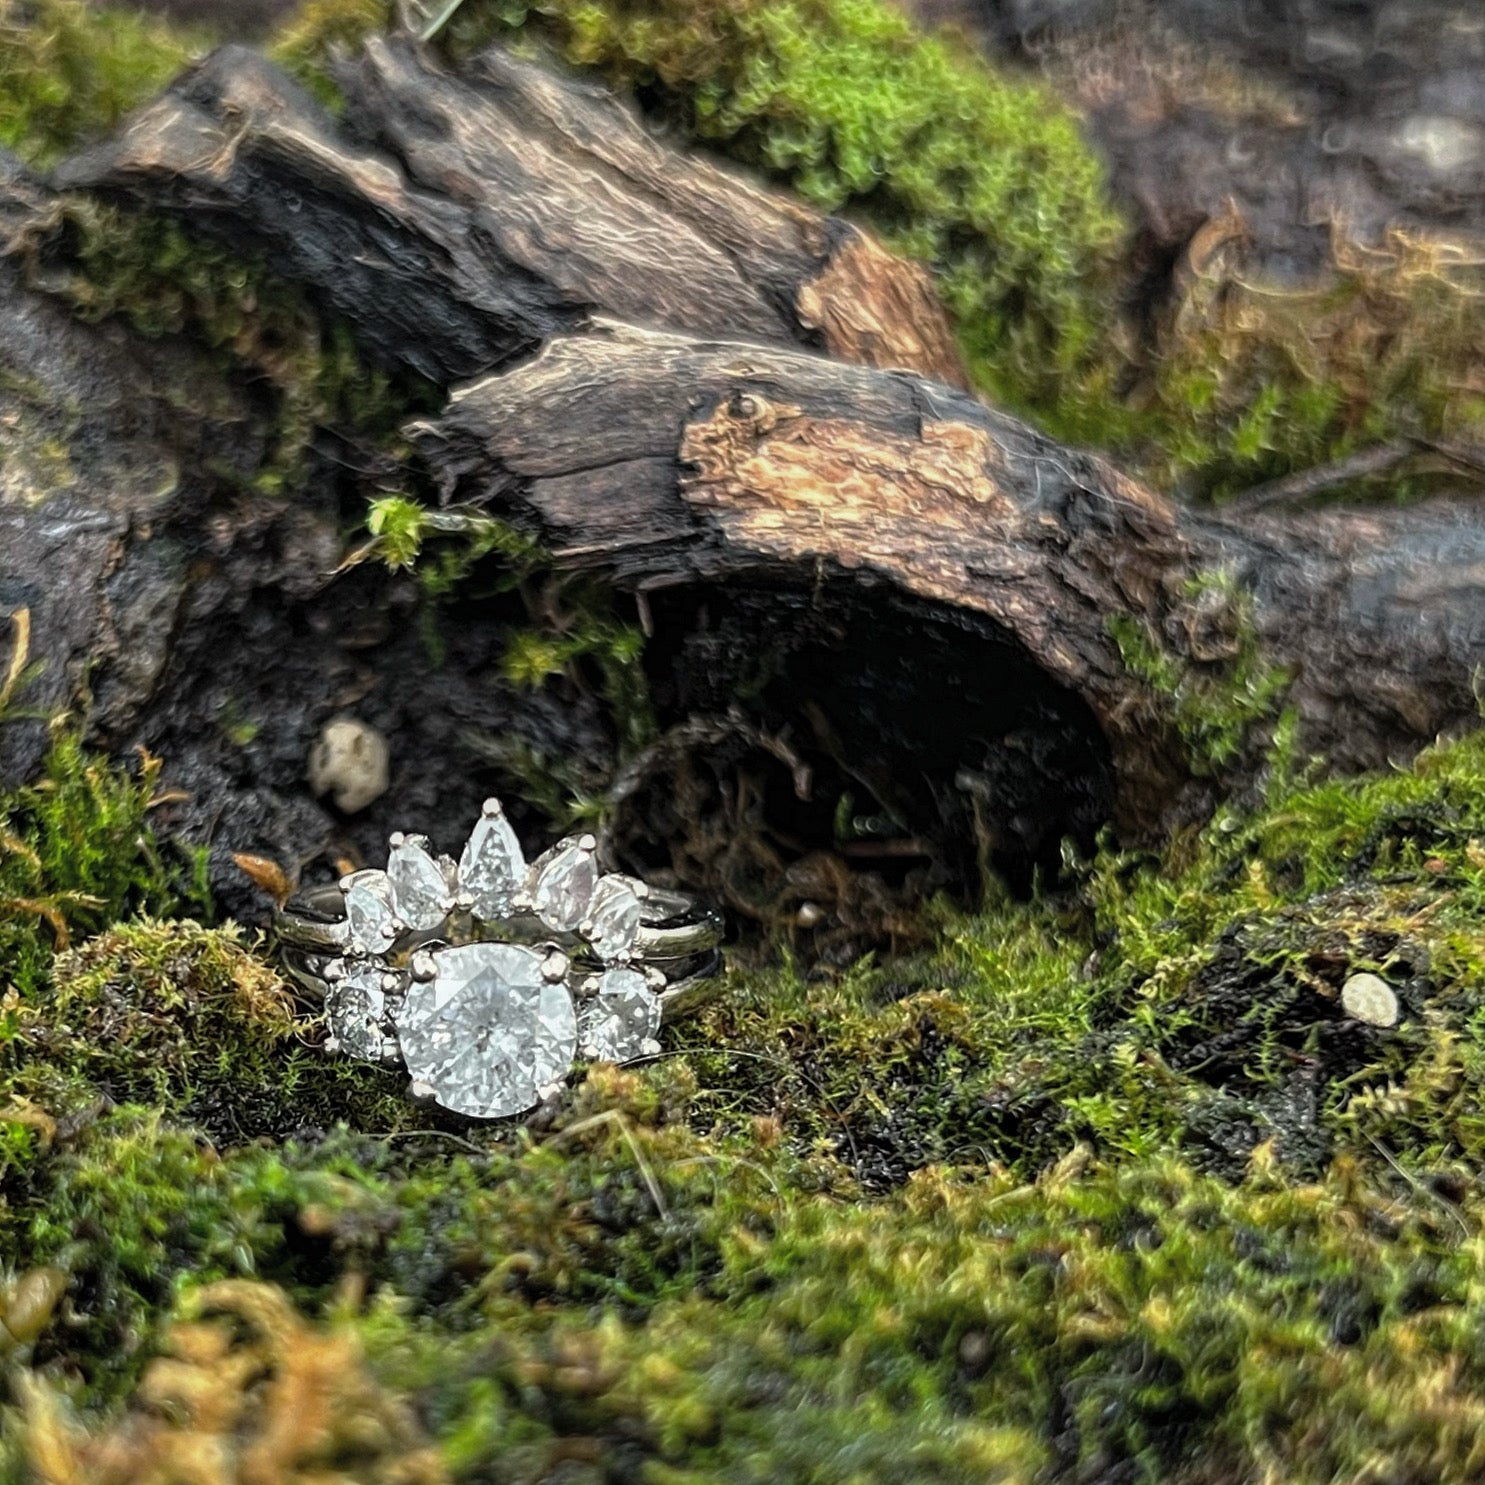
[578,967,661,1063]
[394,943,576,1119]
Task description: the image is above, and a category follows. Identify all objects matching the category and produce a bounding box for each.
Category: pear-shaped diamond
[389,835,451,931]
[458,803,525,919]
[578,967,661,1063]
[327,966,388,1060]
[394,943,576,1119]
[530,838,598,933]
[588,876,642,963]
[344,870,400,957]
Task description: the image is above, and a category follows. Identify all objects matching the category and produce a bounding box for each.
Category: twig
[0,607,30,715]
[415,0,472,42]
[1226,440,1418,512]
[1364,1133,1469,1240]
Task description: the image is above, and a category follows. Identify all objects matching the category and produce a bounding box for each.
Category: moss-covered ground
[9,722,1485,1476]
[6,0,1485,1478]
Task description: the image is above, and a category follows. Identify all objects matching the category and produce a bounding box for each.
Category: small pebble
[308,715,390,814]
[1341,972,1399,1028]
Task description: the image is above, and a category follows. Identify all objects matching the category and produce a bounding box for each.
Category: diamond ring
[272,799,724,1119]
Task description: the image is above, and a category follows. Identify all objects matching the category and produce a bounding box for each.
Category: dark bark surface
[56,38,966,389]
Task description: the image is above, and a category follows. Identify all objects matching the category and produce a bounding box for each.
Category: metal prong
[578,834,597,852]
[324,1036,342,1055]
[542,949,570,983]
[644,967,667,992]
[380,971,402,994]
[389,831,407,848]
[481,797,505,817]
[411,950,438,982]
[324,958,347,983]
[407,1079,439,1104]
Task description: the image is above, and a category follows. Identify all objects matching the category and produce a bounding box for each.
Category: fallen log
[415,319,1485,868]
[19,38,1485,906]
[54,38,966,388]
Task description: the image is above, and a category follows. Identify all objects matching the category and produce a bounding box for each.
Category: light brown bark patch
[796,231,970,389]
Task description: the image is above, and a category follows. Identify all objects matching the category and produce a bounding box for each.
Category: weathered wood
[54,38,966,389]
[416,319,1485,848]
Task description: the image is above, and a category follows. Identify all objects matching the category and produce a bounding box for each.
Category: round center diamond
[578,967,661,1063]
[394,943,576,1119]
[388,837,451,931]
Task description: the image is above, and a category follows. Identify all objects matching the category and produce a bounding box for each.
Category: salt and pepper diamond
[394,943,578,1119]
[577,967,662,1063]
[343,871,401,957]
[388,833,452,931]
[458,799,525,919]
[529,835,600,932]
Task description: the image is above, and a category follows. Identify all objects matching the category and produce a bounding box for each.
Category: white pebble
[307,715,390,814]
[1340,972,1398,1029]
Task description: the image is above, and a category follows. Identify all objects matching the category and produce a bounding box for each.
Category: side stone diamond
[578,967,661,1063]
[343,870,400,957]
[393,943,577,1119]
[326,967,388,1061]
[458,804,525,919]
[388,835,451,931]
[587,876,642,963]
[530,837,598,933]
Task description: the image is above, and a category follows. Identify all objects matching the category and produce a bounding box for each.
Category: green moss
[0,731,207,1001]
[0,0,199,165]
[1139,230,1485,503]
[13,204,437,489]
[1109,569,1292,778]
[271,0,394,106]
[364,495,654,822]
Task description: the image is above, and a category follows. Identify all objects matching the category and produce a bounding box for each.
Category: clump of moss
[0,0,199,165]
[1142,223,1485,503]
[17,918,297,1114]
[1109,568,1292,779]
[271,0,394,104]
[0,731,207,1001]
[10,203,436,490]
[21,1279,447,1483]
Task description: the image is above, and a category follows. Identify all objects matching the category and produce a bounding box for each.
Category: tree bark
[415,319,1485,850]
[54,37,966,389]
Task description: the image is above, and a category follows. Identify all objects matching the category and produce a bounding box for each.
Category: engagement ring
[273,799,724,1119]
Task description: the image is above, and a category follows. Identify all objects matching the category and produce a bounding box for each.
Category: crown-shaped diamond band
[273,799,724,1119]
